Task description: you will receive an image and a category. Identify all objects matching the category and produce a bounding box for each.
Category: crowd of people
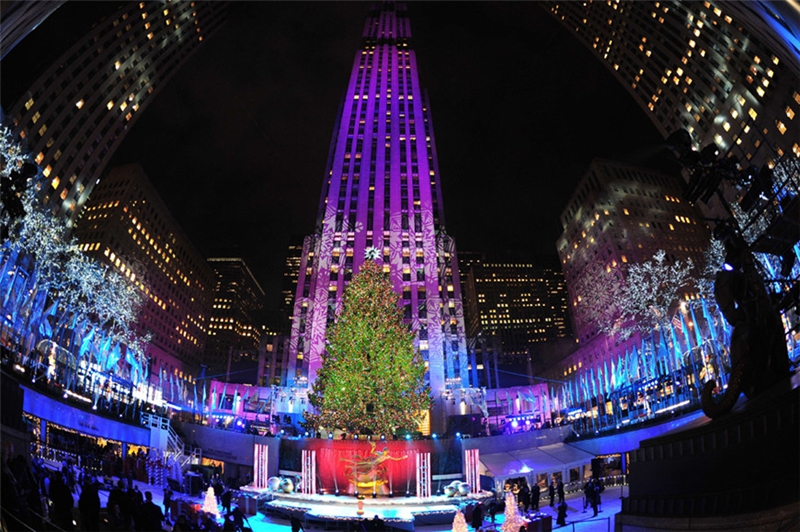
[1,438,255,532]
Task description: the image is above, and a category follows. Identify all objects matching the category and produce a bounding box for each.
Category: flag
[670,321,682,369]
[105,342,121,371]
[219,382,228,409]
[701,298,718,345]
[689,304,704,347]
[79,327,96,360]
[38,300,57,338]
[610,358,617,390]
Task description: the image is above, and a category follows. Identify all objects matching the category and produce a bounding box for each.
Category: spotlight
[431,433,437,440]
[372,492,377,499]
[405,434,411,441]
[304,431,309,437]
[455,432,461,439]
[335,490,340,497]
[380,434,386,441]
[406,490,411,497]
[328,433,334,440]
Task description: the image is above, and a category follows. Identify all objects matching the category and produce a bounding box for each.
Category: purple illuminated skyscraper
[287,2,469,427]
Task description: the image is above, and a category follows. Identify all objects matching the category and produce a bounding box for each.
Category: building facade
[460,254,573,389]
[3,1,228,227]
[544,1,798,166]
[287,3,469,420]
[557,158,710,343]
[205,256,267,382]
[544,1,799,273]
[74,163,214,388]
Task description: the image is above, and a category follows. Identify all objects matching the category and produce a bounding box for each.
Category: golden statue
[340,441,406,493]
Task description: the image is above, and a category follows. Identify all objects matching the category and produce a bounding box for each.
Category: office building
[205,255,267,382]
[2,1,228,227]
[543,1,799,250]
[287,3,469,418]
[74,163,214,383]
[280,240,304,316]
[460,254,572,390]
[557,158,710,343]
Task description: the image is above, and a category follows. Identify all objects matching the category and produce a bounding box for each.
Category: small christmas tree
[202,486,219,518]
[304,252,431,436]
[500,491,526,532]
[452,508,468,532]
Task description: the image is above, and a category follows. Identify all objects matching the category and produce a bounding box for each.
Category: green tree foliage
[304,258,431,435]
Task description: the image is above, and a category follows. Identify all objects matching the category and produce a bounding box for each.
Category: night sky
[7,2,676,309]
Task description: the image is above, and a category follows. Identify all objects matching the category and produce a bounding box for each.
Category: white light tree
[0,126,148,385]
[500,491,527,532]
[612,250,696,339]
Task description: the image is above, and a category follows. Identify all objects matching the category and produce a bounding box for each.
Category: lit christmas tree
[500,491,526,532]
[202,486,219,518]
[304,251,431,436]
[451,508,468,532]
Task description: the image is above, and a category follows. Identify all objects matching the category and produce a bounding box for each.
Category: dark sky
[9,2,676,309]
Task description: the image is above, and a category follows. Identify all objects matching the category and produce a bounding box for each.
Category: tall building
[0,1,66,60]
[205,255,267,382]
[74,163,214,384]
[280,240,304,316]
[544,1,798,163]
[543,1,799,258]
[2,1,228,227]
[461,254,572,364]
[287,3,469,416]
[557,158,710,343]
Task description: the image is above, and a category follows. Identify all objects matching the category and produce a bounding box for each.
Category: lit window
[776,121,787,135]
[786,107,796,120]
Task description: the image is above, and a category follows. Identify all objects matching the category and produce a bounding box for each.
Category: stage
[252,489,493,530]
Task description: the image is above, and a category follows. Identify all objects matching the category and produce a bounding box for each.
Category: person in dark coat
[163,485,173,521]
[370,514,385,531]
[589,482,600,517]
[520,484,530,513]
[141,490,164,532]
[531,483,541,511]
[557,479,565,504]
[49,473,75,531]
[221,488,233,515]
[557,499,568,526]
[471,502,484,530]
[290,514,304,532]
[548,479,556,507]
[78,478,101,532]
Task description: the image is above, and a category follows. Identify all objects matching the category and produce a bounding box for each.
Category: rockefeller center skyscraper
[287,2,468,427]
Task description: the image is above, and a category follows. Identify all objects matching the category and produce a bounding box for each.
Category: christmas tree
[202,486,219,518]
[304,251,431,436]
[451,508,468,532]
[500,491,527,532]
